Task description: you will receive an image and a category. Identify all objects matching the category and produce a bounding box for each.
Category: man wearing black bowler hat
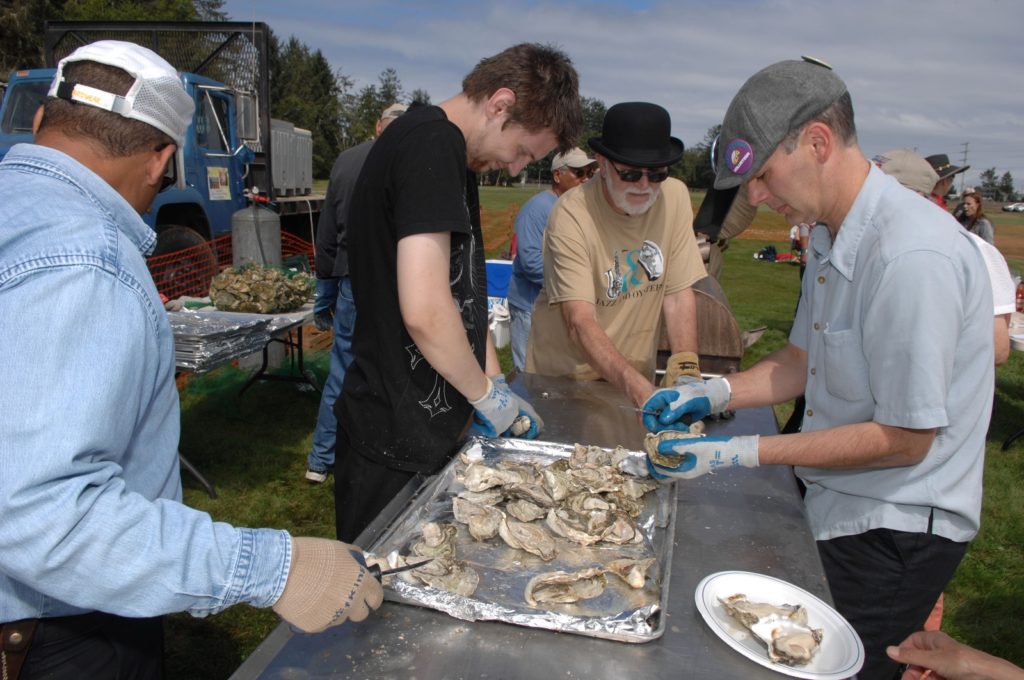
[525,102,706,408]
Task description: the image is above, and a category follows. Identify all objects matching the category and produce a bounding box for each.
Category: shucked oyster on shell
[504,498,547,523]
[498,516,557,561]
[389,552,480,597]
[604,557,656,589]
[545,508,603,547]
[452,497,503,541]
[412,521,458,560]
[459,463,531,492]
[719,593,824,666]
[525,567,607,607]
[413,560,480,597]
[643,430,703,468]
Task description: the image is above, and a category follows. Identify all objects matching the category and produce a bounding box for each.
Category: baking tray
[365,436,677,643]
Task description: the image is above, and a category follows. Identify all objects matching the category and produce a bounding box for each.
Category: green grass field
[164,186,1024,678]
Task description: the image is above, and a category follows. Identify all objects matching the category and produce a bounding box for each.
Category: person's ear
[485,87,517,120]
[31,106,44,136]
[145,143,176,188]
[803,122,832,163]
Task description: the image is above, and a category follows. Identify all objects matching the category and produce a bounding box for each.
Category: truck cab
[150,72,252,252]
[0,69,51,162]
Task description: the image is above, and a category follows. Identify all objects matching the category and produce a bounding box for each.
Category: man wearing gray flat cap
[643,58,993,679]
[526,102,706,408]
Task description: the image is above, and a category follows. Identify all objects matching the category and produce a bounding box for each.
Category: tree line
[977,168,1018,202]
[4,0,714,186]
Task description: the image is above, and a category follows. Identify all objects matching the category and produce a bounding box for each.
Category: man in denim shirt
[0,41,381,678]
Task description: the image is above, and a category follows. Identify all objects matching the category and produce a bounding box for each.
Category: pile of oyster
[208,264,313,313]
[383,444,663,608]
[720,593,824,665]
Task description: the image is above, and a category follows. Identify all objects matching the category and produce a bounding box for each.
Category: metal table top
[231,374,832,680]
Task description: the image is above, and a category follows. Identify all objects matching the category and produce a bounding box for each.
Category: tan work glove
[272,537,384,633]
[660,351,702,387]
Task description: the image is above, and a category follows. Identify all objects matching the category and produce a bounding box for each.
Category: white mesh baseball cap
[48,40,195,146]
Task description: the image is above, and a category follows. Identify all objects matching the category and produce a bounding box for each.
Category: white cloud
[226,0,1024,185]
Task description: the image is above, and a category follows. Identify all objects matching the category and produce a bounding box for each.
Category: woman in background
[963,193,995,245]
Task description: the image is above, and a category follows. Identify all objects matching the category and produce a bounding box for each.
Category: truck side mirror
[235,92,258,142]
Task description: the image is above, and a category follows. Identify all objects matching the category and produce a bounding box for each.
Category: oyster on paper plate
[719,593,824,666]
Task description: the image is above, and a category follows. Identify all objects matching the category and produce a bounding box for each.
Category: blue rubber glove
[494,375,543,439]
[469,376,518,437]
[646,434,759,480]
[642,377,731,433]
[313,278,339,331]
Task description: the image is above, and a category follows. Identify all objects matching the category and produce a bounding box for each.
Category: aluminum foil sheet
[168,311,272,372]
[366,437,677,643]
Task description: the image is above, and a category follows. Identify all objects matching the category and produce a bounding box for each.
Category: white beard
[602,170,658,215]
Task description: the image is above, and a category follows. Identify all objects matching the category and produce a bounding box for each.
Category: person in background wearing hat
[926,153,970,210]
[306,102,407,484]
[525,102,706,407]
[333,44,582,542]
[0,41,382,678]
[507,147,596,370]
[643,59,993,679]
[876,148,1011,365]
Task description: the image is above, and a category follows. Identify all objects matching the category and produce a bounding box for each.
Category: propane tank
[231,204,281,267]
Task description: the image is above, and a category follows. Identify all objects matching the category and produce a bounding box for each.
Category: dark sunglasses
[155,143,177,192]
[609,161,669,184]
[556,165,595,180]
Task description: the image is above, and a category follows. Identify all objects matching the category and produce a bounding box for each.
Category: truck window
[196,92,230,152]
[2,81,49,134]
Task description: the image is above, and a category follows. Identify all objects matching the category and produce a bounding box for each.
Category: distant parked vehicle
[1002,202,1024,212]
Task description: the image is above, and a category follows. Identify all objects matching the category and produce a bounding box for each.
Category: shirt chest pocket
[821,327,872,403]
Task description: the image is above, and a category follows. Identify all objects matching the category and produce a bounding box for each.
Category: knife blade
[371,557,434,578]
[354,551,434,580]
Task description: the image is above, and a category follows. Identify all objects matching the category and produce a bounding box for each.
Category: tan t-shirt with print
[525,176,705,380]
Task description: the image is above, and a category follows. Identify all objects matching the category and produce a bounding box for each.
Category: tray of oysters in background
[364,436,677,643]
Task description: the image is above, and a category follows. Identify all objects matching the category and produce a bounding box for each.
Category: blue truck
[0,21,323,292]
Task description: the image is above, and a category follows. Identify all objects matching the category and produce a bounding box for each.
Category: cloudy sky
[222,0,1024,189]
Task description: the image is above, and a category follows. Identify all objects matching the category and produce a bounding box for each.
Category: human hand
[493,375,543,439]
[660,351,702,388]
[469,375,518,437]
[272,537,384,633]
[313,279,338,331]
[645,432,758,480]
[313,309,333,332]
[642,377,731,433]
[887,630,1024,680]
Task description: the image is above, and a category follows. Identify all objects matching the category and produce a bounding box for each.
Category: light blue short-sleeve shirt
[790,166,993,543]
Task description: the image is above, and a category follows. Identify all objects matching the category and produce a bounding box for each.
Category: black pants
[817,528,967,680]
[22,612,163,680]
[334,428,416,543]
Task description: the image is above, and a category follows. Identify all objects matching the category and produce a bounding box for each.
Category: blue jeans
[509,304,531,371]
[308,276,356,472]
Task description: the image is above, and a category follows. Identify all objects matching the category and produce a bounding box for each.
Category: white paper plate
[695,571,864,679]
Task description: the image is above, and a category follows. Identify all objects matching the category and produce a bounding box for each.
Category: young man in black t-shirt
[334,44,583,541]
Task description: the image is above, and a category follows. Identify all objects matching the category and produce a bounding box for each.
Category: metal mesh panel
[50,27,260,91]
[46,22,276,191]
